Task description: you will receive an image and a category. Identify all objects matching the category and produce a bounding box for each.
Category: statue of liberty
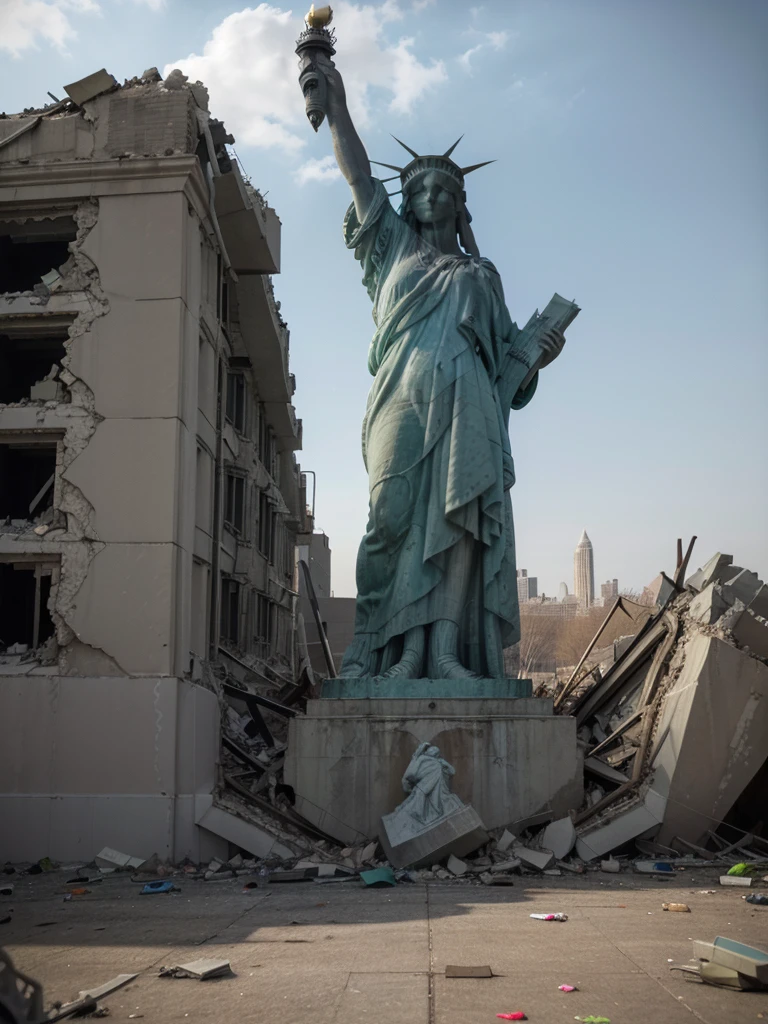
[297,18,576,682]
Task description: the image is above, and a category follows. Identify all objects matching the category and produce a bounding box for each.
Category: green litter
[360,867,396,888]
[576,1017,611,1023]
[727,862,768,877]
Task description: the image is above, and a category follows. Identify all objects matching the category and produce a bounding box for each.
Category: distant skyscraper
[601,579,619,604]
[558,582,569,601]
[517,568,538,604]
[574,530,595,608]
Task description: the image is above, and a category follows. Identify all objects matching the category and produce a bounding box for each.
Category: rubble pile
[555,551,768,862]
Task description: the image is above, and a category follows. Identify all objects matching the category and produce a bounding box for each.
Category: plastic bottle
[529,912,568,921]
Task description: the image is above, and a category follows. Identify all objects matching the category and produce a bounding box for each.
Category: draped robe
[339,178,538,679]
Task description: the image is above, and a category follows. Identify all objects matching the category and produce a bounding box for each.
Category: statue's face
[408,171,457,227]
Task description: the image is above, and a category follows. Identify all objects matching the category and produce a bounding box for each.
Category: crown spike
[391,135,420,159]
[443,135,463,158]
[378,174,401,183]
[461,159,496,175]
[387,190,403,197]
[371,160,404,173]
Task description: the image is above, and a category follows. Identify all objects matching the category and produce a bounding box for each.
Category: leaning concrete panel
[67,543,176,676]
[78,192,187,301]
[70,297,186,419]
[655,635,768,845]
[64,418,181,544]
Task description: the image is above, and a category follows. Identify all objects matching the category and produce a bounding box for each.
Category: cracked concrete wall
[60,189,201,677]
[0,200,107,665]
[0,186,202,676]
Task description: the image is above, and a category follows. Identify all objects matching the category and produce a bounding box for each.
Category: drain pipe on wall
[209,357,224,661]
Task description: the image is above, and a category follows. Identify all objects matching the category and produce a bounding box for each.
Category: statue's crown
[372,136,494,195]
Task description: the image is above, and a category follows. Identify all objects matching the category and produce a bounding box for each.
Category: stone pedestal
[285,695,583,846]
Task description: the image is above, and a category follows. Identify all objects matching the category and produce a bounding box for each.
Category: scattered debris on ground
[159,959,233,980]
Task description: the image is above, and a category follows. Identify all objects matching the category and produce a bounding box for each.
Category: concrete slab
[688,582,728,624]
[723,568,765,607]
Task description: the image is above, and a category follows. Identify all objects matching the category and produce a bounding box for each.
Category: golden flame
[306,4,333,28]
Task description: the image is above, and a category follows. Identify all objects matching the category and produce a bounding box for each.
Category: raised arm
[316,56,375,221]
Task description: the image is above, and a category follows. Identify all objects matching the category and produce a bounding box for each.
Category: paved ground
[2,868,767,1023]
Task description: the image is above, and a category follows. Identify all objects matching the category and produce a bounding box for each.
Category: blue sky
[2,0,766,597]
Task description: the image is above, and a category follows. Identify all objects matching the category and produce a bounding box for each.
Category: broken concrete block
[686,552,734,592]
[490,858,521,873]
[730,609,768,659]
[359,841,377,864]
[496,829,515,852]
[723,568,765,607]
[600,858,621,873]
[160,958,232,980]
[513,845,555,871]
[380,803,488,869]
[748,585,768,621]
[446,854,468,876]
[64,69,118,106]
[95,847,143,872]
[689,583,728,625]
[163,69,188,90]
[540,817,576,860]
[509,810,554,834]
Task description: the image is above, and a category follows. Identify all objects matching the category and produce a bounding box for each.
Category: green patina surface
[321,677,533,699]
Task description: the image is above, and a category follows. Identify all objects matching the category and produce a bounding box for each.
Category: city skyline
[520,528,625,606]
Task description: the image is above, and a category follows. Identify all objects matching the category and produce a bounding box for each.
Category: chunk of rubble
[95,847,143,873]
[490,858,521,873]
[540,817,576,860]
[514,845,555,871]
[446,854,468,876]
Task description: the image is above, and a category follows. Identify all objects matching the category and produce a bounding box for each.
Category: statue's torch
[295,5,336,132]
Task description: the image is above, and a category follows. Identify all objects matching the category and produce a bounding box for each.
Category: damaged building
[0,68,311,863]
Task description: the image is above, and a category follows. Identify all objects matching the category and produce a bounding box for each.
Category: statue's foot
[434,655,482,681]
[381,626,424,679]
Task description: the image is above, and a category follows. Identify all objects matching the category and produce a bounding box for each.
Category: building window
[258,491,273,559]
[224,472,245,534]
[0,217,76,294]
[253,591,273,658]
[0,559,57,652]
[225,372,245,433]
[220,577,240,644]
[0,441,57,520]
[0,325,68,405]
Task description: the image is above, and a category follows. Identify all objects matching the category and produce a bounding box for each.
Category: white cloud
[294,155,343,185]
[485,30,508,51]
[412,0,435,10]
[164,2,447,155]
[457,26,510,72]
[0,0,98,56]
[458,43,482,72]
[132,0,165,9]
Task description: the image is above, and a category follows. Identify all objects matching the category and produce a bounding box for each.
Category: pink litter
[496,1015,527,1021]
[559,984,577,992]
